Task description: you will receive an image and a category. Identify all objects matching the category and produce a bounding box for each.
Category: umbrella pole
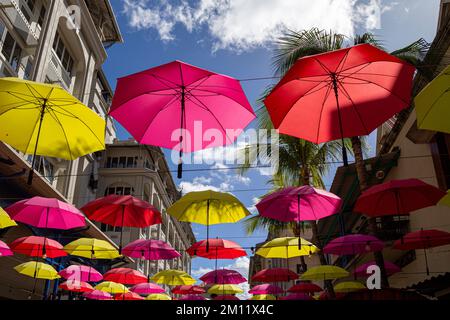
[28,99,47,185]
[424,248,430,276]
[297,194,302,250]
[206,200,210,253]
[119,206,125,254]
[177,87,186,179]
[331,76,348,167]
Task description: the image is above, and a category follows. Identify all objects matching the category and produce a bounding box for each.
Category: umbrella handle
[177,155,183,179]
[28,101,47,186]
[331,75,348,167]
[178,87,186,180]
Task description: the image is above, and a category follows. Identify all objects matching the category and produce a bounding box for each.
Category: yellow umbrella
[250,294,276,300]
[256,237,319,258]
[415,65,450,133]
[14,261,60,280]
[300,265,349,281]
[151,270,196,286]
[0,207,17,229]
[146,294,172,300]
[208,284,243,295]
[438,190,450,207]
[64,238,120,259]
[95,281,129,294]
[334,281,366,293]
[0,78,106,184]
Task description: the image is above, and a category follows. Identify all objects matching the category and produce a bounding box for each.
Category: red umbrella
[81,195,162,250]
[251,268,298,283]
[213,295,240,301]
[59,280,94,293]
[265,43,415,165]
[103,268,148,285]
[288,282,323,293]
[354,179,446,217]
[280,293,314,301]
[9,236,67,258]
[249,284,284,295]
[187,239,247,259]
[172,285,206,295]
[114,292,145,301]
[200,269,247,285]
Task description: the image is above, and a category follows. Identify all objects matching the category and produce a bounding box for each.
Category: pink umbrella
[59,265,103,282]
[83,290,113,301]
[200,269,247,285]
[109,60,255,178]
[0,240,13,257]
[5,197,86,230]
[122,239,181,260]
[280,293,314,301]
[249,284,284,295]
[130,283,165,295]
[323,234,384,255]
[178,295,207,301]
[354,261,401,278]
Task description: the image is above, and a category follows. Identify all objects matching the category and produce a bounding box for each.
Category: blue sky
[103,0,442,290]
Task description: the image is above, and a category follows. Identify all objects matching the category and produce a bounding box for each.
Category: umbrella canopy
[250,294,276,301]
[213,295,240,301]
[0,207,17,229]
[0,78,105,183]
[15,261,60,280]
[439,190,450,208]
[256,186,342,222]
[300,266,349,281]
[187,239,247,259]
[115,292,145,301]
[288,282,323,293]
[95,281,129,294]
[354,179,446,217]
[64,238,120,260]
[252,268,298,283]
[59,280,94,293]
[0,240,13,257]
[354,261,401,278]
[151,270,196,286]
[415,65,450,133]
[323,234,384,255]
[122,239,180,260]
[5,197,86,230]
[256,237,319,258]
[334,281,366,293]
[394,229,450,250]
[200,269,247,285]
[280,293,314,301]
[83,290,113,300]
[264,44,415,165]
[146,294,172,300]
[103,268,148,285]
[178,295,207,301]
[59,265,103,282]
[249,284,284,295]
[172,285,206,295]
[10,236,67,258]
[208,284,243,295]
[130,283,165,295]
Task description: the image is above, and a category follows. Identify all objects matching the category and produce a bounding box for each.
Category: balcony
[0,0,39,45]
[48,50,72,89]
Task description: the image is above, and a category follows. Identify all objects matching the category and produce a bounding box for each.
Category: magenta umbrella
[109,60,255,178]
[0,240,13,257]
[130,283,165,295]
[200,269,247,285]
[249,284,284,295]
[178,295,207,301]
[323,234,384,255]
[122,239,181,260]
[354,261,401,278]
[5,197,86,230]
[59,265,103,282]
[280,293,314,301]
[83,290,112,300]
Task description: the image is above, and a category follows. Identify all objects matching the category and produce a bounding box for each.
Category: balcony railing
[49,50,72,89]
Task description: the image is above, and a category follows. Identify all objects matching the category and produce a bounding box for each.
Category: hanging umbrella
[251,268,298,283]
[334,281,366,293]
[323,234,384,255]
[394,229,450,275]
[438,190,450,208]
[109,60,255,178]
[213,295,240,301]
[95,281,129,294]
[354,179,446,217]
[178,295,207,301]
[81,195,161,251]
[5,197,86,230]
[249,284,283,295]
[288,282,323,293]
[250,294,276,301]
[172,285,206,295]
[208,284,243,295]
[9,236,67,258]
[168,190,250,250]
[280,293,314,301]
[187,239,247,259]
[415,65,450,133]
[0,240,13,257]
[0,207,17,229]
[83,290,113,301]
[130,283,165,295]
[115,292,145,301]
[151,270,196,286]
[146,294,172,300]
[256,237,319,258]
[64,238,121,260]
[122,239,180,260]
[59,280,94,293]
[59,265,103,282]
[354,261,401,278]
[300,266,349,281]
[103,268,148,285]
[15,261,60,280]
[200,269,247,285]
[264,43,415,165]
[0,78,106,184]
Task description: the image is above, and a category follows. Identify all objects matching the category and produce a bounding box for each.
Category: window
[105,186,134,196]
[21,0,36,22]
[105,157,138,168]
[26,156,54,184]
[52,33,74,75]
[100,223,121,233]
[37,6,46,28]
[1,31,23,72]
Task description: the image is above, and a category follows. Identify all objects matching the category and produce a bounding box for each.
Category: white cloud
[191,266,214,278]
[224,257,251,299]
[179,176,220,193]
[122,0,391,51]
